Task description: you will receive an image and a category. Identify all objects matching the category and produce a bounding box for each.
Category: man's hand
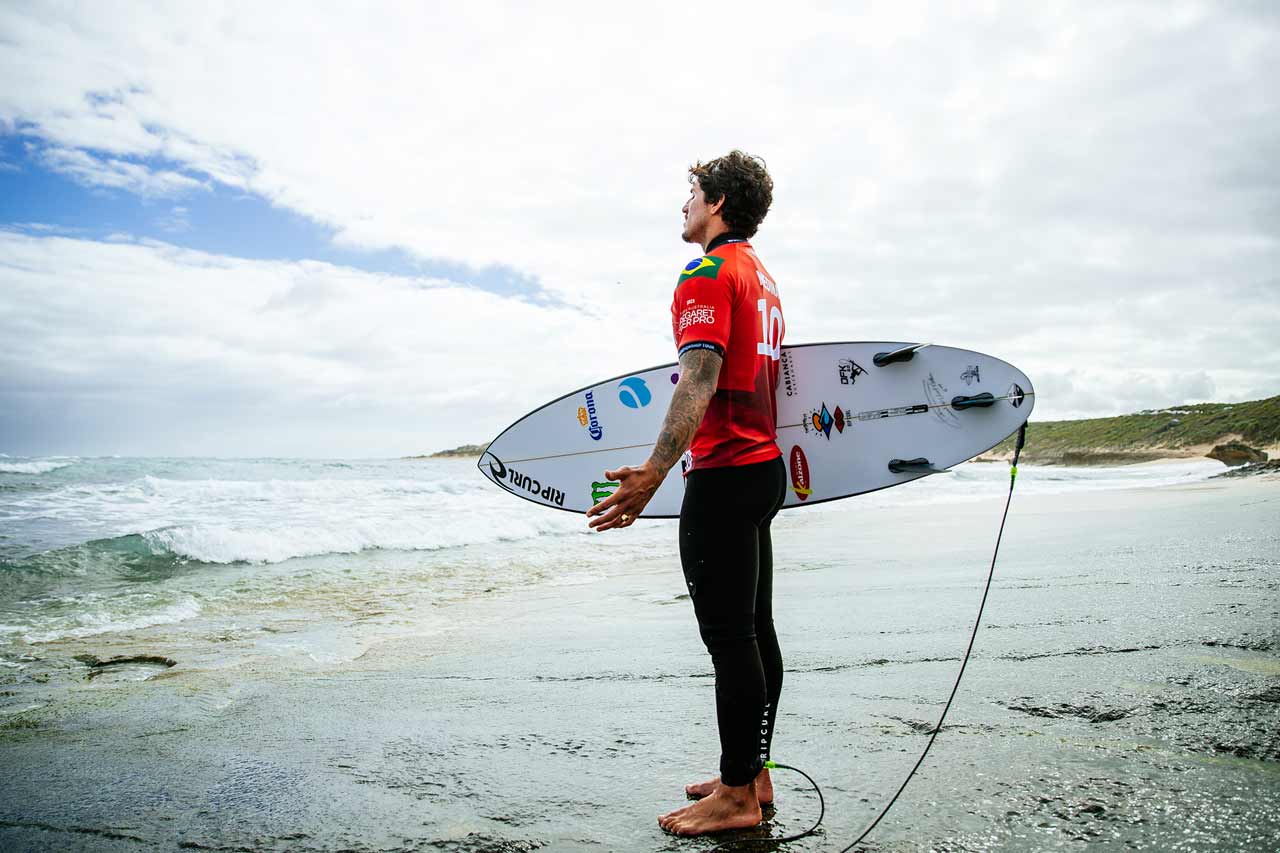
[585,347,721,533]
[586,460,665,532]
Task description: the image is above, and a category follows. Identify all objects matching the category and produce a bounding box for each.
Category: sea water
[0,454,1224,661]
[1,453,1275,852]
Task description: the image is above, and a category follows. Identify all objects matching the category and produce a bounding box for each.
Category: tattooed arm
[586,348,722,531]
[649,348,723,474]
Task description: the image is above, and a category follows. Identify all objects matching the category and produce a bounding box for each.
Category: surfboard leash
[706,421,1028,852]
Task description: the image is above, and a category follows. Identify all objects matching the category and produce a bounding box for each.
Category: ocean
[0,454,1226,662]
[2,454,1275,852]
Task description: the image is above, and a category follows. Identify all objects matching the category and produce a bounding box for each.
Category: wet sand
[1,476,1277,851]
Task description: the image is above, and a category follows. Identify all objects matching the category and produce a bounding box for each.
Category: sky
[1,1,1277,457]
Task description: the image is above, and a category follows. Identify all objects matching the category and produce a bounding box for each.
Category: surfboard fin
[950,392,996,410]
[888,457,951,474]
[873,342,931,367]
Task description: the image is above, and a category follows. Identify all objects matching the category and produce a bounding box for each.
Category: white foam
[21,594,202,644]
[141,509,578,564]
[5,466,583,564]
[0,460,75,474]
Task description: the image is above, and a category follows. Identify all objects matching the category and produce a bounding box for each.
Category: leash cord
[706,761,825,852]
[704,422,1027,852]
[835,421,1027,852]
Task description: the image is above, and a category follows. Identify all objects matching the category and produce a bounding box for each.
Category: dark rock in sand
[1005,699,1134,723]
[74,654,176,680]
[1212,458,1280,478]
[1206,442,1268,466]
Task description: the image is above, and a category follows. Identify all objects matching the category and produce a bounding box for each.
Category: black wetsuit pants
[679,456,788,787]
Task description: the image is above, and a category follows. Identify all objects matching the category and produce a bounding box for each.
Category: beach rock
[74,654,176,681]
[1206,442,1267,466]
[1004,699,1134,723]
[1212,459,1280,478]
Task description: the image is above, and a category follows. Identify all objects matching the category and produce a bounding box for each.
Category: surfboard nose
[476,444,505,486]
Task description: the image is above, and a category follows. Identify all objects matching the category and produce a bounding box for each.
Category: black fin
[873,343,930,367]
[950,392,996,410]
[888,457,951,474]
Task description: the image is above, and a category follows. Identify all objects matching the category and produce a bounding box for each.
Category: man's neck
[705,231,747,253]
[700,221,730,252]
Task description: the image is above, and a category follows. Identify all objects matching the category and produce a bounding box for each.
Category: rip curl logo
[580,391,603,440]
[802,402,847,439]
[759,701,772,762]
[484,453,565,507]
[677,305,716,335]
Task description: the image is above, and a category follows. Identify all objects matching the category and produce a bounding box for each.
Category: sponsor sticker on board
[617,377,651,409]
[837,358,866,386]
[1008,383,1026,408]
[789,446,811,501]
[779,349,798,397]
[579,391,603,440]
[802,402,847,439]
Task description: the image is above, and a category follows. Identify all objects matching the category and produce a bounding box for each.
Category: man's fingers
[588,502,637,531]
[603,466,632,481]
[586,491,620,518]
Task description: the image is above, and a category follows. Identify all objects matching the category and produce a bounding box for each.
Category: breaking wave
[0,459,77,475]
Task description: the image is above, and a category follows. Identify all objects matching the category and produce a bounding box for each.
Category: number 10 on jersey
[757,298,783,361]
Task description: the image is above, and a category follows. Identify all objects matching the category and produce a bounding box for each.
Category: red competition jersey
[670,237,784,472]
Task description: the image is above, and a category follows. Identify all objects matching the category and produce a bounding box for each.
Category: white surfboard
[478,342,1034,517]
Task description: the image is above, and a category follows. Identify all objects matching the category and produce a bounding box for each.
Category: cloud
[0,1,1277,454]
[35,145,207,197]
[0,231,665,456]
[154,205,190,233]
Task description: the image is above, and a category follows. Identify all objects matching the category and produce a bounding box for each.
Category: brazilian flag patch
[679,255,723,281]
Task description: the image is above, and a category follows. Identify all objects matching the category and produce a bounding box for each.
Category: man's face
[681,178,713,244]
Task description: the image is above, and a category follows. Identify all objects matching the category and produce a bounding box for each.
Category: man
[586,150,786,837]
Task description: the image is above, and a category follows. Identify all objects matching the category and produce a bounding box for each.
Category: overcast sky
[1,1,1277,457]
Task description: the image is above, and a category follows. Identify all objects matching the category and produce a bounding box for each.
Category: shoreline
[976,441,1279,467]
[1,475,1277,851]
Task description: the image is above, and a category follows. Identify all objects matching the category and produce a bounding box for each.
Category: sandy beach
[1,468,1277,852]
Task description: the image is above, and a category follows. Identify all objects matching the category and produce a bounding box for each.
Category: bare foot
[659,781,763,836]
[684,768,774,805]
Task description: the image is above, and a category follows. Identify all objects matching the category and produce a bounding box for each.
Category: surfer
[587,150,786,836]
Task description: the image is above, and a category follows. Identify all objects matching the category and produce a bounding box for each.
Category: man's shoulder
[677,254,728,284]
[676,241,766,291]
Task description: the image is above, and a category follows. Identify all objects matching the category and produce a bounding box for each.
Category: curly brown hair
[689,150,774,238]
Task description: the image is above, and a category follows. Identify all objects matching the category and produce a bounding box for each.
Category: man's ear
[707,194,726,217]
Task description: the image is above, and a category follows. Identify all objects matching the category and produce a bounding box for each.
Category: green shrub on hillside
[991,395,1280,458]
